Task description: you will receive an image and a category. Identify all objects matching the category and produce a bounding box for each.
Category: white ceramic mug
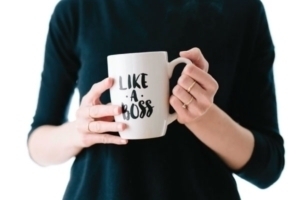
[107,51,191,139]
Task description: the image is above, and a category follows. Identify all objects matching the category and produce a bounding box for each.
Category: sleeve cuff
[233,130,270,188]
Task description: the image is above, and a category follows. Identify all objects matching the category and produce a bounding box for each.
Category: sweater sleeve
[229,1,285,189]
[28,0,80,139]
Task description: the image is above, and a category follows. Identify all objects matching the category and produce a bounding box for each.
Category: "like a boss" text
[119,73,154,120]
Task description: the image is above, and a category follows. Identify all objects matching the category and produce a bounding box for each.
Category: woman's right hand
[74,77,128,148]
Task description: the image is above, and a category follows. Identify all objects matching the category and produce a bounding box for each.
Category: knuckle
[101,134,109,144]
[178,75,188,86]
[184,64,195,75]
[213,80,219,91]
[173,85,180,94]
[81,134,91,147]
[205,74,218,91]
[195,48,202,58]
[173,85,185,96]
[169,95,177,105]
[204,61,209,70]
[192,47,201,54]
[195,106,204,117]
[195,47,201,52]
[178,76,184,85]
[210,96,215,103]
[208,80,219,94]
[202,97,212,109]
[89,121,99,132]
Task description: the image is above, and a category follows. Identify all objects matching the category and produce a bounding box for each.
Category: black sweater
[29,0,285,199]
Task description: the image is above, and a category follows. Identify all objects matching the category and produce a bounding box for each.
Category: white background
[0,0,299,199]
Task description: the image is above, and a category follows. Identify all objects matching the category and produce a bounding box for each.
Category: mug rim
[107,51,167,59]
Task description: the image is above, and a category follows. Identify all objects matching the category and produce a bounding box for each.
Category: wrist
[63,121,83,153]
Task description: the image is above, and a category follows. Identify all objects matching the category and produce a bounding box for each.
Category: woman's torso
[61,0,255,199]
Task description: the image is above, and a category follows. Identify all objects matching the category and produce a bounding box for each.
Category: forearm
[28,121,82,167]
[186,104,254,171]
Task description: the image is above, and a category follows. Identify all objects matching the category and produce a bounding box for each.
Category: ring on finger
[187,81,196,93]
[182,97,194,109]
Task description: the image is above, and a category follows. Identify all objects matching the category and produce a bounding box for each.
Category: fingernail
[118,123,126,130]
[108,78,114,86]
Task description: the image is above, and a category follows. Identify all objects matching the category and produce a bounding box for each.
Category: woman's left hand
[170,47,219,124]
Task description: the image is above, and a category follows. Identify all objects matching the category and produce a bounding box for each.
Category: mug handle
[166,57,192,125]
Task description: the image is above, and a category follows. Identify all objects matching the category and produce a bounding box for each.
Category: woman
[28,0,285,199]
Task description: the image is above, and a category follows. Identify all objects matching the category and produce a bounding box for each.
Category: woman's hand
[74,78,128,147]
[170,47,219,124]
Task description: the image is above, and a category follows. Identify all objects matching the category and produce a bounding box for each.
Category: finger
[182,64,218,93]
[180,47,209,72]
[77,105,122,119]
[95,134,128,145]
[172,85,199,116]
[94,103,115,121]
[88,121,126,133]
[81,78,114,106]
[169,95,190,124]
[82,133,128,147]
[177,74,207,99]
[77,120,126,133]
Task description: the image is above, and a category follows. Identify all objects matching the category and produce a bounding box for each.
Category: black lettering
[128,74,132,89]
[121,103,130,120]
[132,74,141,89]
[145,100,154,117]
[138,100,146,118]
[130,104,139,119]
[119,76,127,90]
[130,90,138,102]
[141,73,148,88]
